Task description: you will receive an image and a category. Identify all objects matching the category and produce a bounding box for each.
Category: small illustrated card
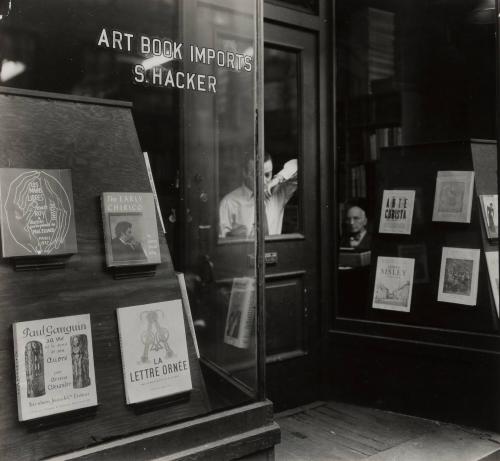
[480,194,498,239]
[0,168,77,257]
[224,277,256,349]
[372,256,415,312]
[432,171,474,223]
[379,190,415,234]
[485,251,499,316]
[438,247,480,306]
[117,300,192,404]
[13,314,97,421]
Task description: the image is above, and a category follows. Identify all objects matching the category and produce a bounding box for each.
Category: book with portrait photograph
[379,190,415,234]
[101,192,161,267]
[432,171,474,223]
[438,247,480,306]
[372,256,415,312]
[117,300,192,404]
[485,251,499,316]
[0,168,77,258]
[480,194,498,240]
[224,277,256,349]
[13,314,97,421]
[397,243,429,284]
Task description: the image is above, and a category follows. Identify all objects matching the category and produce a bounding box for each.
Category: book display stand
[365,140,498,331]
[0,88,277,460]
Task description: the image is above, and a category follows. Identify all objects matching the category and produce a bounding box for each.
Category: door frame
[262,0,334,405]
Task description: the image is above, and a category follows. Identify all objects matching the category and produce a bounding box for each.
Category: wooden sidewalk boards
[275,401,500,461]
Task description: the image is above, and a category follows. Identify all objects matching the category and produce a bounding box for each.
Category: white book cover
[13,314,97,421]
[480,194,498,239]
[485,251,499,316]
[379,190,416,234]
[372,257,415,312]
[432,171,475,223]
[176,272,200,359]
[438,247,480,306]
[117,300,192,404]
[224,277,256,349]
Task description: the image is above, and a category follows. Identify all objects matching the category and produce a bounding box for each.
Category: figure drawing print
[443,258,473,297]
[480,195,498,239]
[2,170,74,255]
[438,247,480,306]
[140,310,174,364]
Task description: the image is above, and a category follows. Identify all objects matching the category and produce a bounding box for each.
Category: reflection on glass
[264,46,300,235]
[218,154,298,238]
[0,0,259,413]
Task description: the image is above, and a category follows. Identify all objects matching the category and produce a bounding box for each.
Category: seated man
[111,221,147,263]
[340,204,371,251]
[219,154,297,238]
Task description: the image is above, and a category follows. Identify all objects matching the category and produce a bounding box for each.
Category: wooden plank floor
[275,401,500,461]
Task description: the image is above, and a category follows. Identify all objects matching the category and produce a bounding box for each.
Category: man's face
[346,206,367,234]
[243,159,273,190]
[122,227,133,243]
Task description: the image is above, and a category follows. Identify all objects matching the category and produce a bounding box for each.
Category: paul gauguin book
[0,168,77,257]
[13,314,97,421]
[101,192,161,267]
[117,300,192,404]
[432,171,474,223]
[438,247,480,306]
[372,256,415,312]
[379,190,415,235]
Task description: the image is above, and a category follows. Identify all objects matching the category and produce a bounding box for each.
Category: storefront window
[0,0,260,458]
[336,0,498,332]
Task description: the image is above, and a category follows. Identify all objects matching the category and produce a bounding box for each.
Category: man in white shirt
[219,154,297,238]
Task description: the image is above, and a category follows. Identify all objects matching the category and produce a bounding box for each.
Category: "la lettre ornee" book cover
[101,192,161,267]
[13,314,97,421]
[0,168,77,257]
[117,300,192,404]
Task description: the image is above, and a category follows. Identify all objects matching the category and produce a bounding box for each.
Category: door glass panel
[264,45,301,236]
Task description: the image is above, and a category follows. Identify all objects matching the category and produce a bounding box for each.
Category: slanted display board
[366,139,498,332]
[0,87,209,460]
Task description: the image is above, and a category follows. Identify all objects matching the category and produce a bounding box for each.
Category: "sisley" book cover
[117,300,192,404]
[13,314,97,421]
[101,192,161,267]
[372,256,415,312]
[0,168,77,257]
